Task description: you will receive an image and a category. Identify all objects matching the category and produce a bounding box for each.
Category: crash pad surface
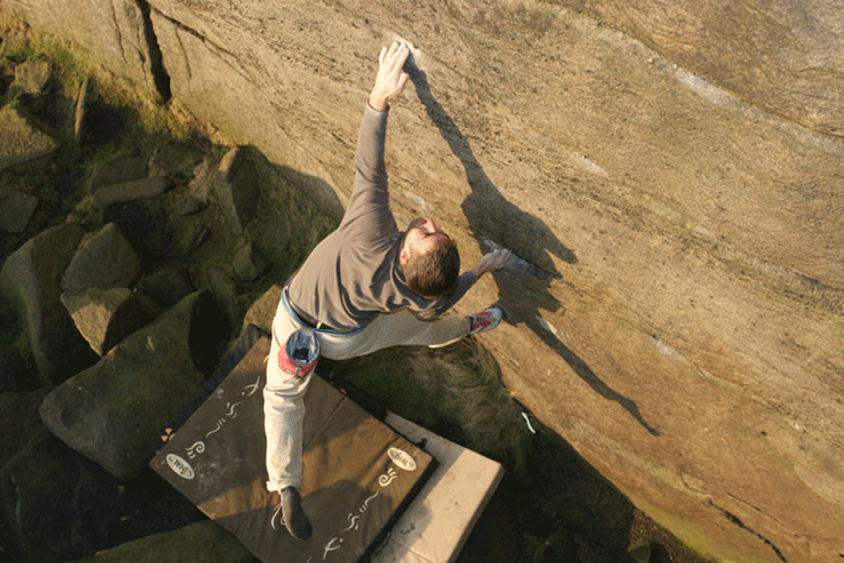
[150,331,435,562]
[374,412,504,563]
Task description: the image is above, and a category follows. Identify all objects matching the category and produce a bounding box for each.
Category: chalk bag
[278,328,320,378]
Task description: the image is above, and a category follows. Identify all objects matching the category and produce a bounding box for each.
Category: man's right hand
[368,40,411,112]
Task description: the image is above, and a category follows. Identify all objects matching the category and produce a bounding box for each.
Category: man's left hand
[369,40,411,111]
[471,249,511,277]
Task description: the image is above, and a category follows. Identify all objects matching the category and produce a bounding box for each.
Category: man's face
[402,218,450,262]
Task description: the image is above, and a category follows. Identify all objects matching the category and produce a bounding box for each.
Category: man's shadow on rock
[407,62,660,437]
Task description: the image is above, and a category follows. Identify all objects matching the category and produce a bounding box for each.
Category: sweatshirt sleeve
[339,104,397,243]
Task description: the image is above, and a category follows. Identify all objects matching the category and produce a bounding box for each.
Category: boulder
[630,544,652,563]
[147,141,204,179]
[0,428,92,563]
[0,222,96,383]
[136,269,195,308]
[231,241,271,282]
[186,156,215,205]
[88,156,148,192]
[205,266,239,337]
[0,388,50,468]
[0,342,29,392]
[13,56,51,94]
[38,291,223,479]
[93,176,170,207]
[73,76,89,144]
[102,198,175,261]
[62,222,142,292]
[0,425,204,563]
[0,190,39,234]
[2,0,161,99]
[146,3,844,561]
[241,284,281,334]
[176,220,210,254]
[60,287,160,356]
[171,192,207,216]
[212,146,260,234]
[0,106,59,171]
[69,520,254,563]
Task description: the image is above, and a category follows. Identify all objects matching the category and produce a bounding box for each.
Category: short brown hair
[403,238,460,298]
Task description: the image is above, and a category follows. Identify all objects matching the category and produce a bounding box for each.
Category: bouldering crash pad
[150,327,436,563]
[374,412,504,563]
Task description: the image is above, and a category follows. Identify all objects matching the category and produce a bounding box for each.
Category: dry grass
[332,336,532,472]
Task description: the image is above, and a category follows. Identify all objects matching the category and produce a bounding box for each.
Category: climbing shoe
[467,305,503,335]
[271,487,312,540]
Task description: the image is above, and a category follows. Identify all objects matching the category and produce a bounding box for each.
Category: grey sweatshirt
[287,104,476,332]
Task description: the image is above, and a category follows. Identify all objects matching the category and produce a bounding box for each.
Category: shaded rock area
[93,176,170,207]
[88,156,148,192]
[0,428,206,563]
[13,56,51,95]
[0,19,338,562]
[136,267,195,308]
[214,146,261,234]
[72,520,255,563]
[39,291,223,479]
[0,105,58,170]
[232,241,272,282]
[62,222,142,292]
[0,189,38,233]
[0,222,97,383]
[205,266,241,338]
[0,342,28,392]
[60,286,159,356]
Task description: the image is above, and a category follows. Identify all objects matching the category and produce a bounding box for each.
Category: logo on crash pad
[166,453,195,480]
[387,447,417,472]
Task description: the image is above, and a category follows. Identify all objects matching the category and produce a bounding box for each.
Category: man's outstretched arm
[342,41,411,235]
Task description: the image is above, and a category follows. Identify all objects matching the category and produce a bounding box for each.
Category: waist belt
[288,296,320,328]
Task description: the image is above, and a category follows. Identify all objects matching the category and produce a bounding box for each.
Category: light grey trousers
[263,290,469,491]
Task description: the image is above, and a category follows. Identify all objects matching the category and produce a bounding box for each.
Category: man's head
[400,218,459,298]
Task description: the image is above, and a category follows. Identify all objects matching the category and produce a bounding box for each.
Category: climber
[263,39,510,540]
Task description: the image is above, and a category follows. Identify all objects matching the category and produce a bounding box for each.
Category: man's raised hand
[368,41,411,112]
